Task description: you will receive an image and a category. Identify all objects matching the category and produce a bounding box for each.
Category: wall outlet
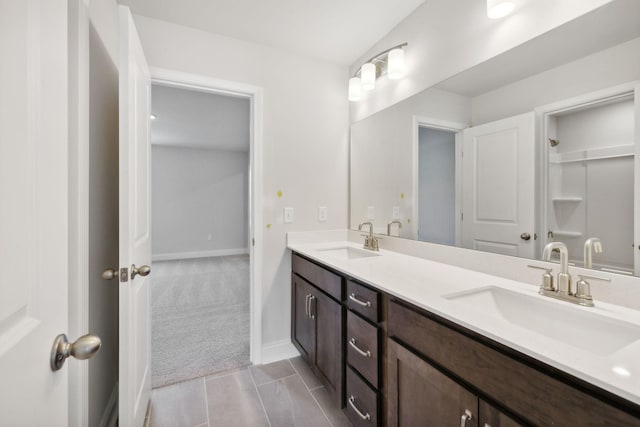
[318,206,328,222]
[367,206,375,220]
[284,207,294,224]
[207,233,213,241]
[392,206,400,219]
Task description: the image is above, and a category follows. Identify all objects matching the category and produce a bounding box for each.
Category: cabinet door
[479,400,525,427]
[388,339,478,427]
[292,275,315,361]
[313,288,344,406]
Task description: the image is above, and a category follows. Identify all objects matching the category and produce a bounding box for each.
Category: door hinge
[461,213,464,221]
[252,238,255,247]
[120,267,129,282]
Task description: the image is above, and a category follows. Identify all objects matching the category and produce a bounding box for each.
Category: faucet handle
[575,274,610,305]
[528,265,555,292]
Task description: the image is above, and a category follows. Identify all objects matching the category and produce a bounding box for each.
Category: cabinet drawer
[292,253,343,301]
[388,299,640,426]
[346,367,378,427]
[347,280,380,322]
[347,310,379,388]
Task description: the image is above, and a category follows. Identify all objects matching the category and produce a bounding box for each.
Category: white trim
[412,116,468,242]
[67,1,90,426]
[149,67,264,364]
[98,382,119,427]
[535,81,639,259]
[152,248,249,261]
[260,340,300,365]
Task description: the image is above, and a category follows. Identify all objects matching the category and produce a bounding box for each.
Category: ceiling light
[487,0,514,19]
[348,43,408,102]
[361,63,377,91]
[348,77,362,102]
[387,48,405,80]
[150,114,157,120]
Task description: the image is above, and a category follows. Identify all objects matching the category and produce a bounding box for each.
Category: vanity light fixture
[487,0,514,19]
[348,43,407,102]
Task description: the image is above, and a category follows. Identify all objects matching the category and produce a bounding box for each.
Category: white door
[461,112,535,258]
[118,6,152,427]
[0,0,70,425]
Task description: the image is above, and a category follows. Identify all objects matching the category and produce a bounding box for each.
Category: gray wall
[88,22,119,427]
[418,127,456,245]
[151,145,249,258]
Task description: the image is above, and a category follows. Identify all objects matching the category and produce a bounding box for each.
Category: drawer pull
[348,395,371,421]
[460,409,473,427]
[309,295,316,320]
[305,294,310,317]
[349,338,371,358]
[349,293,372,307]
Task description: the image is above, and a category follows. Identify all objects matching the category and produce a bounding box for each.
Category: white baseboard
[260,340,300,365]
[98,382,118,427]
[152,248,249,262]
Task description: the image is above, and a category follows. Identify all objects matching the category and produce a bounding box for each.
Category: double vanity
[288,231,640,426]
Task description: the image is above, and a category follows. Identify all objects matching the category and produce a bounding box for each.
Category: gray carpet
[151,255,250,388]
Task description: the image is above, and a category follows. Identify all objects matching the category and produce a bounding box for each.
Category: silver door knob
[102,268,118,280]
[520,232,531,241]
[131,264,151,279]
[50,334,102,371]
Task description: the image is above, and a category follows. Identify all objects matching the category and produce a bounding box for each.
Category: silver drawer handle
[348,395,371,421]
[349,338,371,358]
[305,294,310,316]
[349,293,372,307]
[460,409,473,427]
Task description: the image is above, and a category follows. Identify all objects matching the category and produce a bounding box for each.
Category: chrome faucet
[387,220,402,236]
[358,222,379,251]
[530,241,610,307]
[584,237,603,269]
[543,242,571,295]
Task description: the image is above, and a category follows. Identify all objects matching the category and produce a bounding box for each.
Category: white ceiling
[118,0,425,65]
[151,84,250,151]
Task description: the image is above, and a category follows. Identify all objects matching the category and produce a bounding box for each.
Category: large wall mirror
[350,0,640,276]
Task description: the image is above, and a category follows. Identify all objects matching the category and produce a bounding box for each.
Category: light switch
[367,206,375,220]
[318,206,328,222]
[284,207,294,224]
[392,206,400,219]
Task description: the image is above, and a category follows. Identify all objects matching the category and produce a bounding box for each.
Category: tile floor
[144,357,352,427]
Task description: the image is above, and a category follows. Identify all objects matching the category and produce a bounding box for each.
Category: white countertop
[287,235,640,407]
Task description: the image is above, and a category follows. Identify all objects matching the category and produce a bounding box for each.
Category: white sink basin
[316,246,381,260]
[444,286,640,356]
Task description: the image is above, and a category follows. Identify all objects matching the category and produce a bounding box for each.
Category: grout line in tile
[287,358,308,390]
[248,363,273,427]
[203,377,211,427]
[253,372,299,388]
[308,385,324,392]
[307,380,334,427]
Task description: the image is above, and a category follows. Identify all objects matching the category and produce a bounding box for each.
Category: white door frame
[535,81,638,263]
[149,67,264,364]
[412,116,468,244]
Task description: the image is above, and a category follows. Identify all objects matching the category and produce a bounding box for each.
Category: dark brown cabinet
[387,338,524,427]
[291,254,344,407]
[387,338,478,427]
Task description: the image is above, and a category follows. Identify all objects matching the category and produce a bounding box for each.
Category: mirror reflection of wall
[418,127,457,245]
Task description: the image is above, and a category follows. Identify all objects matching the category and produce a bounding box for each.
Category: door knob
[131,264,151,279]
[102,268,118,280]
[50,334,102,371]
[520,232,531,241]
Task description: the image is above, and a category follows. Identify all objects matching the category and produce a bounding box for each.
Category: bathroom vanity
[289,236,640,426]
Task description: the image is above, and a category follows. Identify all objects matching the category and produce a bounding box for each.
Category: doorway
[148,70,264,388]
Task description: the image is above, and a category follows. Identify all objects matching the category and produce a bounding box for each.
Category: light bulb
[361,63,376,91]
[387,48,405,80]
[348,77,362,102]
[487,0,514,19]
